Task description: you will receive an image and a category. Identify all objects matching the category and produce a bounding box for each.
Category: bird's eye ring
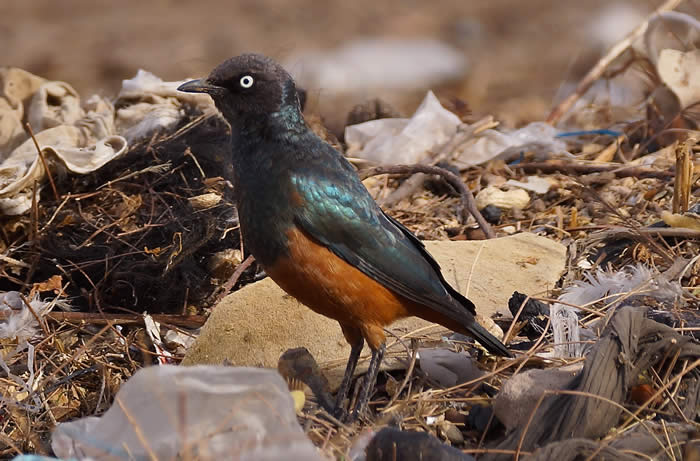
[240,75,254,88]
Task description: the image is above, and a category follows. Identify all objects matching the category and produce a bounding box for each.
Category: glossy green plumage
[178,53,511,358]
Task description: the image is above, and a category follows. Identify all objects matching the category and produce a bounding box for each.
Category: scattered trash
[0,66,128,214]
[116,69,214,142]
[487,307,700,461]
[345,91,461,165]
[0,66,239,314]
[657,49,700,110]
[454,121,568,168]
[52,365,323,461]
[346,97,567,172]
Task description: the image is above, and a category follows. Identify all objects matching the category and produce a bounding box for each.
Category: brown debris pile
[2,111,241,314]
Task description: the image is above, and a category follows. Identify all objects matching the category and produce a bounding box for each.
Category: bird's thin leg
[351,343,386,419]
[333,337,364,419]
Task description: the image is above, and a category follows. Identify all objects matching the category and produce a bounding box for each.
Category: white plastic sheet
[52,365,323,461]
[346,92,566,169]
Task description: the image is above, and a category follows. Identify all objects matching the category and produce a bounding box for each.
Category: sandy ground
[2,1,659,125]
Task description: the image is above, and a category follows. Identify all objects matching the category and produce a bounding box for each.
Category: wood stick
[360,164,495,238]
[0,311,209,329]
[513,160,675,179]
[26,122,60,203]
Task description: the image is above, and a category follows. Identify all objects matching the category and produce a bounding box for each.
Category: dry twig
[360,164,495,238]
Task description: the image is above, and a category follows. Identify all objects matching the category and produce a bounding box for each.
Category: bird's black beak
[177,79,220,94]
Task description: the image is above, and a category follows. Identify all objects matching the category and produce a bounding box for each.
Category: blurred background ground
[0,0,664,128]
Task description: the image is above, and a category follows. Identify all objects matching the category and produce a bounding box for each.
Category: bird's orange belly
[265,227,411,349]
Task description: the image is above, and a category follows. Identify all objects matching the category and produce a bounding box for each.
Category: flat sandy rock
[183,232,566,387]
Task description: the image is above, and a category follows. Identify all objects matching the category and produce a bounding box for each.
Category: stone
[183,233,567,388]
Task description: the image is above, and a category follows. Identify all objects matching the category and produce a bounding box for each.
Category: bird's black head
[178,53,302,126]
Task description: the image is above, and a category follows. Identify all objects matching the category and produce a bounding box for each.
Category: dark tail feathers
[467,321,512,357]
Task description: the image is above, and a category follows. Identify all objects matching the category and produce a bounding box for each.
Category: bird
[178,53,512,419]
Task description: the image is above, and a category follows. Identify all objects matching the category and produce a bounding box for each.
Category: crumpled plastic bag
[0,67,215,216]
[453,121,567,168]
[345,91,460,165]
[115,69,213,143]
[345,91,567,168]
[0,67,128,215]
[0,68,46,152]
[29,81,84,131]
[658,48,700,109]
[51,365,323,461]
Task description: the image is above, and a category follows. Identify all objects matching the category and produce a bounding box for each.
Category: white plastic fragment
[657,49,700,109]
[345,91,460,165]
[163,329,196,350]
[52,365,323,461]
[475,186,530,210]
[115,69,214,143]
[504,176,555,194]
[453,122,568,169]
[0,68,128,215]
[28,81,83,131]
[143,313,173,365]
[346,98,567,169]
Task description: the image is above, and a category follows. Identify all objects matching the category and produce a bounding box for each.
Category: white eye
[240,75,254,88]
